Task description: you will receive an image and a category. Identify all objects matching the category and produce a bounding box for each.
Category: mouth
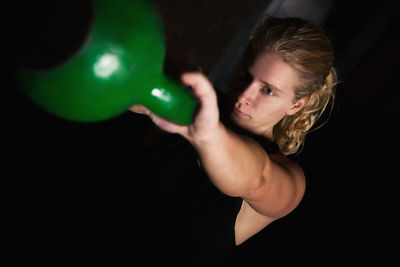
[233,106,251,118]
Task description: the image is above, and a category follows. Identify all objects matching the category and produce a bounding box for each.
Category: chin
[230,112,247,127]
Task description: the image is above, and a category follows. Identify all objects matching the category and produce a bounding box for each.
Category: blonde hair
[249,17,337,155]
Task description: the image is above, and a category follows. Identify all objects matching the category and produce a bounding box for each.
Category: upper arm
[241,153,306,219]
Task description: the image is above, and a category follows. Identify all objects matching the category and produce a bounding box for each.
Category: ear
[286,96,309,116]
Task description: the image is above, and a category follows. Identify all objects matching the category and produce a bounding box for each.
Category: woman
[131,17,336,263]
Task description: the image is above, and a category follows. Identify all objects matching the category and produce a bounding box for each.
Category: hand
[129,72,220,144]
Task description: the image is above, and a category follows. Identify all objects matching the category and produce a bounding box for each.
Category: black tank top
[185,140,280,265]
[141,132,280,265]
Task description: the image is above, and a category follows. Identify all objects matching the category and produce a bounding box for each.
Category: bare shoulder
[242,153,306,219]
[235,153,306,245]
[269,153,306,183]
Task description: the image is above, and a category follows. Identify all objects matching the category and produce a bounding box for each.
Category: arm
[130,73,305,218]
[191,121,305,218]
[191,122,267,197]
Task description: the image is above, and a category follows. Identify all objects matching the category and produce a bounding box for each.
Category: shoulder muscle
[242,153,306,219]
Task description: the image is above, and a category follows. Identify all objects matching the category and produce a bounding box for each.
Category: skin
[130,52,307,245]
[232,53,305,138]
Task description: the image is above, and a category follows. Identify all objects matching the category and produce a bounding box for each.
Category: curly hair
[249,17,337,155]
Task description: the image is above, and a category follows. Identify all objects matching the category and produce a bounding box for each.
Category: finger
[180,72,215,99]
[149,112,189,134]
[129,104,151,115]
[130,104,188,135]
[130,105,164,125]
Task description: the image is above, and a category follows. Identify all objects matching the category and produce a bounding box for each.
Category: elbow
[225,174,264,198]
[226,160,268,197]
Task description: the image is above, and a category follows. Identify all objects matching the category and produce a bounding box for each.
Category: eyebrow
[258,78,283,94]
[247,69,283,94]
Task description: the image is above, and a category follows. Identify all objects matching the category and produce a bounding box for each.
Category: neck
[260,127,275,144]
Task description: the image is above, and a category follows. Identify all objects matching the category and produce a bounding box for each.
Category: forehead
[249,53,298,95]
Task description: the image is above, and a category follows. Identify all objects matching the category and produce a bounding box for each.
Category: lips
[233,106,251,118]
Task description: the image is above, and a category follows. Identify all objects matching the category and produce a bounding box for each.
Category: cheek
[255,99,288,120]
[256,97,286,116]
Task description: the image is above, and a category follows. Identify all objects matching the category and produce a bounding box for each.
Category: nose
[238,81,258,106]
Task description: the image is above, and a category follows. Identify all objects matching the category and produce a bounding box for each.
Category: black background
[7,0,399,265]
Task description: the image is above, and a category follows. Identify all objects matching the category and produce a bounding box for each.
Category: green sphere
[18,0,197,124]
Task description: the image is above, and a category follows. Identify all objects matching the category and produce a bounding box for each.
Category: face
[230,53,305,139]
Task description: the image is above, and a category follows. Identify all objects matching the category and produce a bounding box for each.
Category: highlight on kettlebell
[17,0,197,125]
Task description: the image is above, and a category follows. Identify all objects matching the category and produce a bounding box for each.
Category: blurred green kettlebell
[17,0,197,124]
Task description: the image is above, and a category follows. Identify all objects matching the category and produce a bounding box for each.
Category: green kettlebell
[17,0,197,124]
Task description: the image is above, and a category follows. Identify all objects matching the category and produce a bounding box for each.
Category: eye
[262,87,274,96]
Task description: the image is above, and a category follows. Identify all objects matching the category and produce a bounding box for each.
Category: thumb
[181,72,216,100]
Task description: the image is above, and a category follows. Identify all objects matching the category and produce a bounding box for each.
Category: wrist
[189,121,225,148]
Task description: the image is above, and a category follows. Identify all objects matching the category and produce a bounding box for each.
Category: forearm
[190,122,269,197]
